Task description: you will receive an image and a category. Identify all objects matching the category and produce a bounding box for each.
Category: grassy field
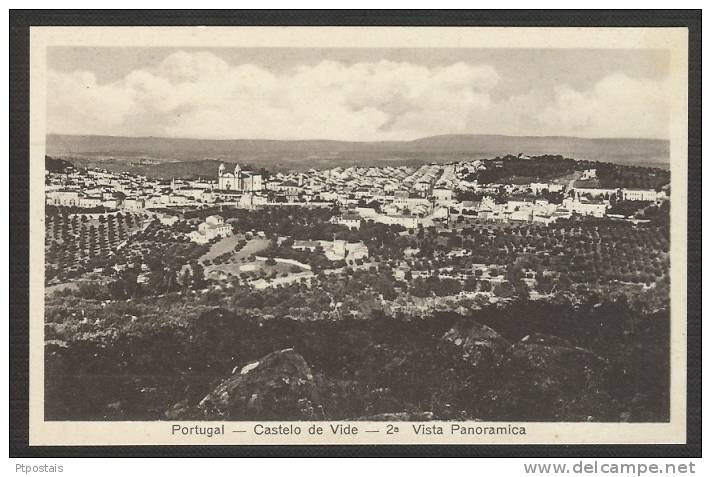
[200,236,272,279]
[206,258,301,280]
[199,235,271,263]
[234,238,270,261]
[198,234,244,263]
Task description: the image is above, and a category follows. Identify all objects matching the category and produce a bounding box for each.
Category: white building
[432,187,454,202]
[46,190,80,207]
[326,240,369,262]
[574,187,618,199]
[621,188,658,202]
[530,182,565,194]
[562,197,608,218]
[581,169,598,180]
[368,213,420,229]
[189,215,232,243]
[217,163,263,192]
[122,198,145,211]
[79,196,103,208]
[293,239,369,262]
[332,214,362,230]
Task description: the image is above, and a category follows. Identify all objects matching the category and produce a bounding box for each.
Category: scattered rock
[356,411,435,421]
[165,399,192,420]
[441,319,510,367]
[520,333,572,347]
[199,348,324,420]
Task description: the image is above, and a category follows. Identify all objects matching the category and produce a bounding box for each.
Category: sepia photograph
[14,20,696,450]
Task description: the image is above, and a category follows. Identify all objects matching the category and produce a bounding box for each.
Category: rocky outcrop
[496,333,611,420]
[441,319,510,367]
[198,348,324,420]
[355,411,434,421]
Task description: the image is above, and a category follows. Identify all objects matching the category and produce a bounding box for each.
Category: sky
[46,47,671,141]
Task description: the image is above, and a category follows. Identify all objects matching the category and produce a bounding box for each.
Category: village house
[573,186,618,200]
[562,197,608,218]
[122,198,145,211]
[530,182,565,194]
[621,188,659,202]
[188,215,232,243]
[432,187,454,202]
[293,239,369,262]
[331,214,362,230]
[46,190,80,207]
[580,168,598,180]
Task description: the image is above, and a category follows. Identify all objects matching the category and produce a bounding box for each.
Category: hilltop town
[47,155,667,223]
[45,154,669,301]
[44,153,671,422]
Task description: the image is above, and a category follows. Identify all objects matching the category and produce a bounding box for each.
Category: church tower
[218,163,226,189]
[234,164,242,190]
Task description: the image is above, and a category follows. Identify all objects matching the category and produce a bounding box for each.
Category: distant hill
[45,156,74,173]
[407,134,669,159]
[46,133,670,175]
[100,159,225,180]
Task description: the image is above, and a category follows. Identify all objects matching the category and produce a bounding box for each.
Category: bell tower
[218,163,226,189]
[234,164,242,190]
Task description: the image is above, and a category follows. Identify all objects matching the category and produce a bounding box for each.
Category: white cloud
[536,73,670,138]
[46,51,669,140]
[47,69,135,135]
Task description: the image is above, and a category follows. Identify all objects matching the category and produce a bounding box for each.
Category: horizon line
[46,132,671,143]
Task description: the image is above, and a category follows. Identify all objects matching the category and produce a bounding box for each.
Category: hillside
[46,134,670,172]
[408,134,669,158]
[45,156,74,173]
[89,159,225,180]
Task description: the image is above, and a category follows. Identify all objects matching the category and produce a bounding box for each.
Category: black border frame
[9,9,701,458]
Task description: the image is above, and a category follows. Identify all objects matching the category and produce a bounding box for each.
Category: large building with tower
[217,163,263,192]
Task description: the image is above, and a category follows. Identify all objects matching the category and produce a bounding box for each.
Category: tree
[557,274,572,292]
[513,279,530,300]
[463,277,478,292]
[493,281,515,298]
[190,261,207,289]
[435,278,462,296]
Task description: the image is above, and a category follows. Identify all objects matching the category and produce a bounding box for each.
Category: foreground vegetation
[45,289,669,422]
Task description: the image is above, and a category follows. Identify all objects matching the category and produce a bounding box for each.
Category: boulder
[496,333,611,420]
[441,319,510,367]
[199,348,324,420]
[165,399,194,420]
